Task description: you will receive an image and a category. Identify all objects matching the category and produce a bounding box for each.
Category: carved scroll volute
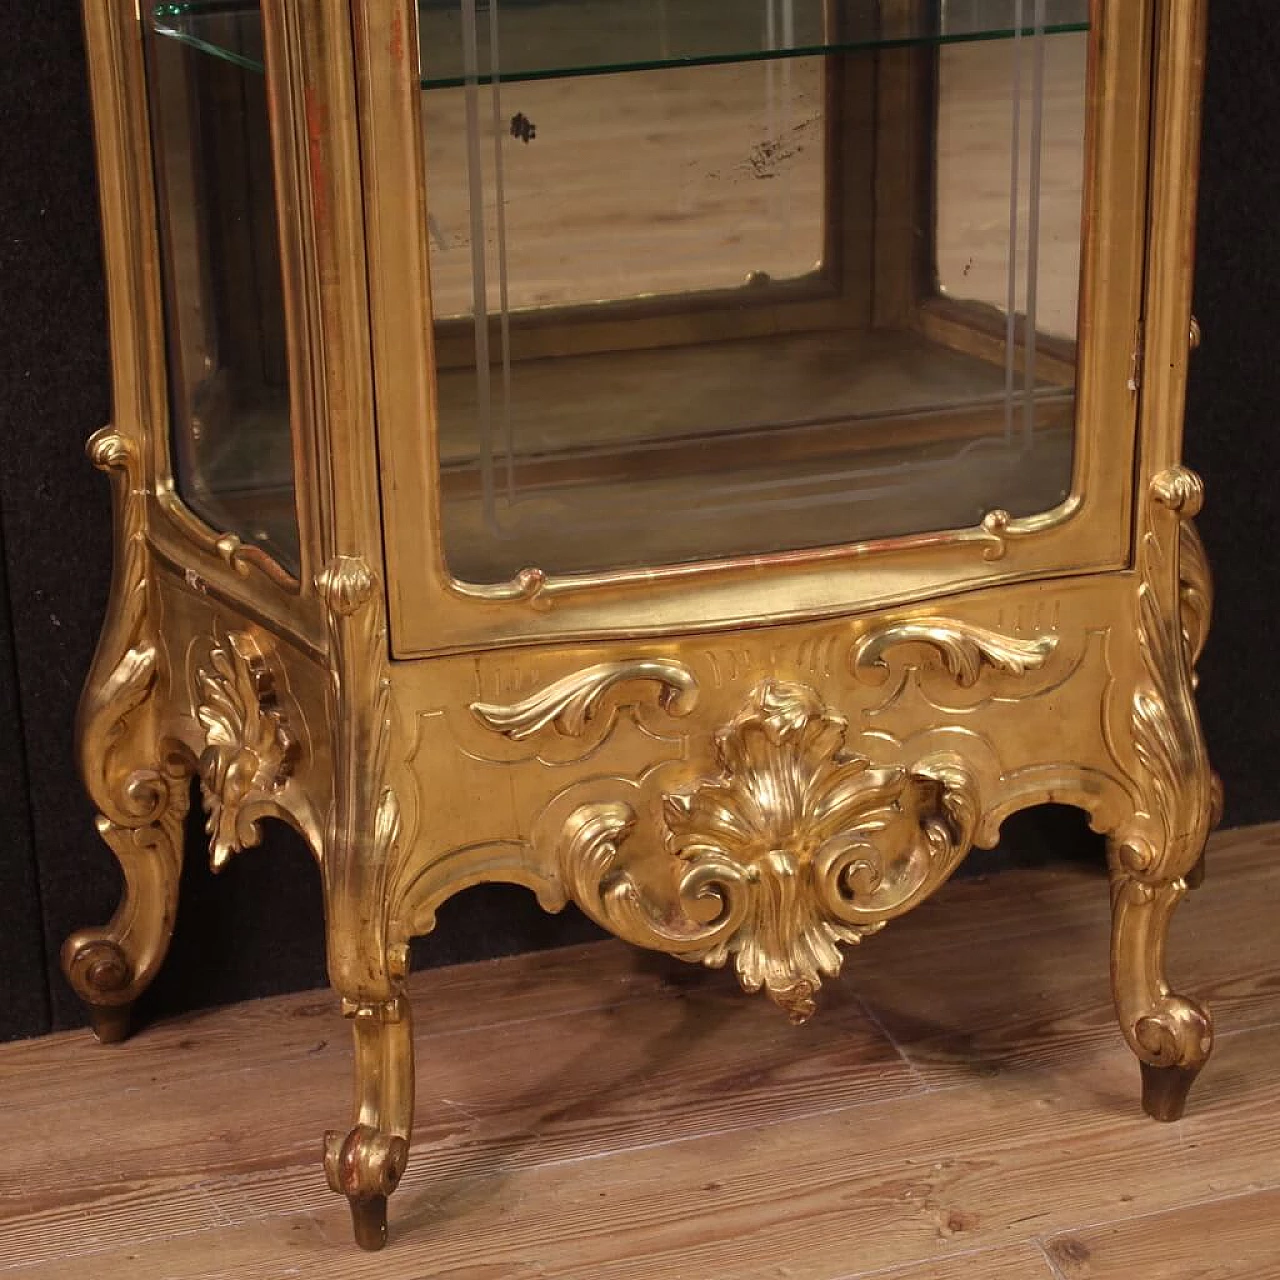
[560,681,979,1023]
[1113,468,1214,886]
[851,619,1058,688]
[471,660,699,741]
[193,628,316,869]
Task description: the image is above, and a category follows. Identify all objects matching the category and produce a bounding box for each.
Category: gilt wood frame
[64,0,1217,1254]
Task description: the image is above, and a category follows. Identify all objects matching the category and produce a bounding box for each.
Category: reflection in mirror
[426,3,1091,585]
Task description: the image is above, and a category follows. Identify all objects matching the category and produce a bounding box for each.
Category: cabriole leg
[315,553,414,1248]
[1108,857,1213,1121]
[1105,468,1216,1119]
[324,995,415,1250]
[61,765,189,1043]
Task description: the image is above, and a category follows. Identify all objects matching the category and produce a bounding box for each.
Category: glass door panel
[419,0,1091,584]
[148,4,299,574]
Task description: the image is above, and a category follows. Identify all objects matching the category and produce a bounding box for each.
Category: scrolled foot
[348,1195,390,1252]
[1110,871,1214,1121]
[88,1002,134,1045]
[61,809,187,1044]
[1130,994,1213,1122]
[63,936,137,1044]
[1141,1062,1203,1122]
[324,1123,409,1251]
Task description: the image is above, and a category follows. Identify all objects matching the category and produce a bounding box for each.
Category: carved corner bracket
[315,556,405,1003]
[192,627,314,869]
[64,427,193,1033]
[559,679,979,1023]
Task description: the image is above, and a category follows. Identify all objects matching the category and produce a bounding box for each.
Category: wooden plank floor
[3,823,1279,1278]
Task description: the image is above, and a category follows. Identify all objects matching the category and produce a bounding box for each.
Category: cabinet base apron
[65,435,1220,1249]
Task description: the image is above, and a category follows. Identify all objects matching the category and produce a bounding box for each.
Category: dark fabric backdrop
[1,6,1276,1041]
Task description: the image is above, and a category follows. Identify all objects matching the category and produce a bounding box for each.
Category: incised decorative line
[559,680,978,1023]
[851,619,1058,687]
[194,627,301,870]
[470,660,699,741]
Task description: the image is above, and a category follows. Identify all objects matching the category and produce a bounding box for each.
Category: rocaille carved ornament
[64,0,1219,1256]
[556,679,979,1023]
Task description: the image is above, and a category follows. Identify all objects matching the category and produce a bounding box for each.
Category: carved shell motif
[561,680,978,1023]
[195,629,300,870]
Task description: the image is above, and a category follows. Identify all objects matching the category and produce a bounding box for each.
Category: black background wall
[1,6,1276,1042]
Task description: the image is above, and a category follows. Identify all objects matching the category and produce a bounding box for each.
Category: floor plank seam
[849,992,935,1094]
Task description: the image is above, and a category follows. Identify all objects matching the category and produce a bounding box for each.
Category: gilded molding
[559,681,978,1022]
[316,555,404,1001]
[194,628,303,869]
[317,555,379,617]
[470,660,699,740]
[851,619,1057,686]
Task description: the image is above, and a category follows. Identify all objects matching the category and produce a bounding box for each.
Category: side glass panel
[147,7,299,575]
[419,1,1091,585]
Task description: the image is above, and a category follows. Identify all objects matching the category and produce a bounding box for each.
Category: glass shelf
[153,1,1089,89]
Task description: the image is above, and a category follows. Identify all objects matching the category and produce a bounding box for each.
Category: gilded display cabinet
[66,0,1218,1252]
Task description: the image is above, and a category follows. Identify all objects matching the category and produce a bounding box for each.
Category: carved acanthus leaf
[194,629,300,870]
[852,619,1057,687]
[1113,470,1213,883]
[1151,465,1205,517]
[559,681,978,1023]
[471,660,698,741]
